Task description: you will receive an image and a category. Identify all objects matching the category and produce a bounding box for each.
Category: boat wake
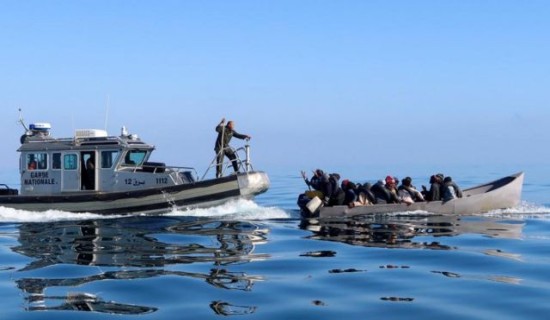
[0,200,544,223]
[0,199,290,223]
[482,201,550,219]
[309,201,550,220]
[0,207,124,223]
[166,199,291,220]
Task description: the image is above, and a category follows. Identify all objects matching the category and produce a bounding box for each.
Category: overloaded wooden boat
[299,172,524,218]
[0,117,269,214]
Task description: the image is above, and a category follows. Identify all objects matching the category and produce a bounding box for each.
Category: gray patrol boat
[0,117,270,214]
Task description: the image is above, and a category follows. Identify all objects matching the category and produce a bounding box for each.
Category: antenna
[104,94,110,131]
[18,108,29,131]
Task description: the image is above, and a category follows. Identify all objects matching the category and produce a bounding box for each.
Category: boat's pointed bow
[237,171,270,198]
[510,171,525,207]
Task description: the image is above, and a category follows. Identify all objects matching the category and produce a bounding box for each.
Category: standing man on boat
[214,118,251,178]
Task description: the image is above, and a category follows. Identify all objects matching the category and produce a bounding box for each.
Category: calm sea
[0,165,549,319]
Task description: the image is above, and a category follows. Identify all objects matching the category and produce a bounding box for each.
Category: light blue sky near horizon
[1,1,549,178]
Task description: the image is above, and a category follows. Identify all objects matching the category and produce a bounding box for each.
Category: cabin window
[101,150,120,169]
[52,153,62,169]
[64,154,78,170]
[123,150,147,166]
[26,153,47,170]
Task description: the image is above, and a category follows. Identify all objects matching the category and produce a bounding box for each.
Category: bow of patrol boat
[237,171,270,198]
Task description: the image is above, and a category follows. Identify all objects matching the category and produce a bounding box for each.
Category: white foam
[482,201,550,219]
[0,206,120,223]
[0,199,290,223]
[165,199,291,220]
[377,202,550,219]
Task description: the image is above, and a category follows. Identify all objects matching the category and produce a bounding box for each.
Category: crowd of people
[300,169,463,208]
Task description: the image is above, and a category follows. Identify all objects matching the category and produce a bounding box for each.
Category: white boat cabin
[18,124,196,195]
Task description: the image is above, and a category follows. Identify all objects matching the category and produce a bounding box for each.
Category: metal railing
[122,163,199,183]
[201,140,253,180]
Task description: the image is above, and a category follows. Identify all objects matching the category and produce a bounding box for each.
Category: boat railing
[123,163,199,182]
[201,140,254,180]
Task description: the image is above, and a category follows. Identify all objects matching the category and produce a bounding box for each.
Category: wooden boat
[299,172,524,218]
[0,117,269,214]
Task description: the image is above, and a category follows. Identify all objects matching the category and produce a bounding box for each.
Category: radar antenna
[18,108,29,131]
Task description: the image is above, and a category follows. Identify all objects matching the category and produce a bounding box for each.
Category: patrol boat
[0,120,270,214]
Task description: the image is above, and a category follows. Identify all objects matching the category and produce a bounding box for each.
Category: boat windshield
[122,150,148,166]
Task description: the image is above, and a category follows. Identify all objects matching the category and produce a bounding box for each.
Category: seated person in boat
[397,177,425,204]
[357,182,377,204]
[341,179,363,207]
[326,173,345,206]
[422,174,443,201]
[301,169,328,200]
[302,169,327,191]
[342,180,372,207]
[300,170,345,206]
[442,176,463,202]
[371,176,400,204]
[341,179,356,206]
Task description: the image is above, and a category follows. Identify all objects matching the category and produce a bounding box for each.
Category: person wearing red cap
[371,176,400,204]
[385,176,399,200]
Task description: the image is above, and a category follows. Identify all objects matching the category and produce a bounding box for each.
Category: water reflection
[12,216,269,315]
[300,214,524,249]
[210,300,257,316]
[25,292,158,314]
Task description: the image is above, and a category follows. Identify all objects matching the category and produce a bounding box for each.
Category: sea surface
[0,165,549,319]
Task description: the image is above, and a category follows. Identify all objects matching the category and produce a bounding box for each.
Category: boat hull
[0,171,270,214]
[302,172,524,218]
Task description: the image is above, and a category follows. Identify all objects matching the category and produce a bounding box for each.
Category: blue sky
[1,0,549,176]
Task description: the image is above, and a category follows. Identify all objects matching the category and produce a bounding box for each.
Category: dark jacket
[324,174,344,206]
[356,183,376,204]
[307,172,329,194]
[423,175,443,201]
[214,124,248,151]
[371,181,399,204]
[342,181,357,206]
[427,182,441,201]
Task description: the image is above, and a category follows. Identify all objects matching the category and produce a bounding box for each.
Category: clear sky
[1,1,549,175]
